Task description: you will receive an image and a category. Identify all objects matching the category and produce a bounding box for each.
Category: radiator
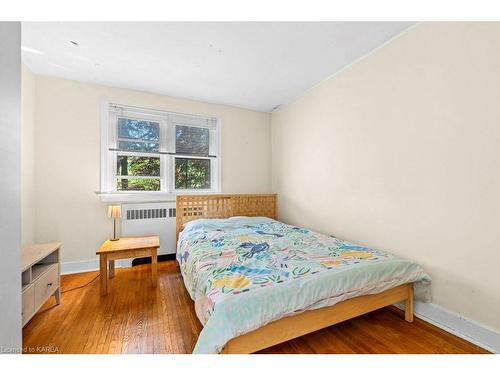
[121,202,177,255]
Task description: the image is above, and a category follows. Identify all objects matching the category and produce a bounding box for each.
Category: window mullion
[162,118,171,193]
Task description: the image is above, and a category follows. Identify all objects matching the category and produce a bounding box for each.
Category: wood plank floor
[22,260,489,354]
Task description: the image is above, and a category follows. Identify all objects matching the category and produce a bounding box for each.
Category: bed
[176,194,431,354]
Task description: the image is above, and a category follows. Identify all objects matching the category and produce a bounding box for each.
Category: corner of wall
[21,63,36,246]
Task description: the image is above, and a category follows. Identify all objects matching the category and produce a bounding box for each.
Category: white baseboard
[61,258,133,275]
[395,301,500,353]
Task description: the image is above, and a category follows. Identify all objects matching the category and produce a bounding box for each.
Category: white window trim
[98,101,222,202]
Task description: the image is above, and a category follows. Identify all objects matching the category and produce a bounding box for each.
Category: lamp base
[109,238,119,241]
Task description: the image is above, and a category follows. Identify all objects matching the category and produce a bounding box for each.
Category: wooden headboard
[176,194,277,241]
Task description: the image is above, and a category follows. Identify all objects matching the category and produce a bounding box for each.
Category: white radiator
[121,202,177,255]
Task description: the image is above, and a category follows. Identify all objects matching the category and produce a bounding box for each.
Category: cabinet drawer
[22,284,35,326]
[34,264,59,308]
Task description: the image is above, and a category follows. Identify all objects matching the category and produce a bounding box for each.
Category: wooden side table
[96,236,160,296]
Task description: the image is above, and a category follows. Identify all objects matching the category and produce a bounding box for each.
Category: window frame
[114,112,164,192]
[100,102,221,199]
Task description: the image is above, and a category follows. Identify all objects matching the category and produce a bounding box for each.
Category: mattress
[177,216,431,353]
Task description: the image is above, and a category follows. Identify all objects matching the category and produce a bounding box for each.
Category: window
[101,103,220,195]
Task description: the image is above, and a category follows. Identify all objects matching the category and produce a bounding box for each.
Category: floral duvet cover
[177,216,430,353]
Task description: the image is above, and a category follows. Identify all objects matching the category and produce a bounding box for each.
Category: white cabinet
[22,243,62,327]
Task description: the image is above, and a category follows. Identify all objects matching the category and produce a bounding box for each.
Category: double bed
[176,194,430,354]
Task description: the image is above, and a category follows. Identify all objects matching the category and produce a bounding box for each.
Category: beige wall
[272,23,500,331]
[34,76,271,263]
[21,64,36,246]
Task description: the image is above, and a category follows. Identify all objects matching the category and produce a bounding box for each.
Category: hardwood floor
[22,260,489,354]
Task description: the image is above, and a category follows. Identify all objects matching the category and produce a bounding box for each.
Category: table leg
[54,287,61,305]
[151,248,158,287]
[109,259,115,278]
[100,254,108,296]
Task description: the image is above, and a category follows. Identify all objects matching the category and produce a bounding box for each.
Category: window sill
[96,192,175,203]
[96,191,220,203]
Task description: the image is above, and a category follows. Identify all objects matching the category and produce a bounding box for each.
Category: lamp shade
[107,205,122,219]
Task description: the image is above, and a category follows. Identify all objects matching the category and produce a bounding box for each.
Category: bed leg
[405,283,414,323]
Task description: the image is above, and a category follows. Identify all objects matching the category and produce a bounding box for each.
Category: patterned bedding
[177,216,431,353]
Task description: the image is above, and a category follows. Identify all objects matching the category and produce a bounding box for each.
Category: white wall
[34,76,271,264]
[0,22,22,351]
[272,22,500,332]
[21,64,36,246]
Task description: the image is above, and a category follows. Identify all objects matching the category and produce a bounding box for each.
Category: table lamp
[107,205,122,241]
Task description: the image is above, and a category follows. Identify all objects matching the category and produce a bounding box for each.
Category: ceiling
[22,22,414,112]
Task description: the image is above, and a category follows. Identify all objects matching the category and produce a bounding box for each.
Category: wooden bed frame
[176,193,278,241]
[176,194,414,354]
